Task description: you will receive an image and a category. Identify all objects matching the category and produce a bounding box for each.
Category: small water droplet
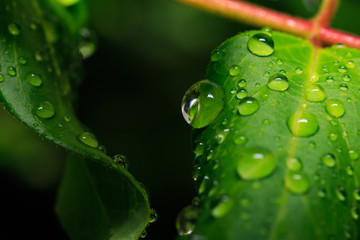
[267,73,289,92]
[261,27,272,35]
[236,147,276,180]
[0,74,4,82]
[35,101,55,119]
[78,132,99,148]
[229,65,241,76]
[7,66,16,76]
[346,166,353,176]
[194,143,204,157]
[234,135,248,145]
[255,82,261,88]
[338,65,347,73]
[237,97,259,116]
[343,75,351,82]
[335,186,346,201]
[182,80,225,128]
[18,56,27,65]
[346,60,355,68]
[211,196,234,218]
[349,150,359,160]
[26,73,42,87]
[346,97,352,102]
[305,84,326,102]
[262,119,270,125]
[326,76,334,83]
[64,115,71,122]
[236,88,248,99]
[309,141,316,148]
[211,49,222,61]
[176,205,199,236]
[263,71,270,77]
[247,33,274,56]
[322,153,336,168]
[277,59,283,65]
[285,171,310,194]
[317,188,326,198]
[286,157,302,171]
[238,79,247,88]
[79,41,96,59]
[98,145,107,154]
[149,209,158,223]
[353,189,360,201]
[295,68,303,74]
[329,133,338,141]
[287,111,319,137]
[326,99,345,118]
[8,23,20,35]
[113,154,129,169]
[351,206,359,220]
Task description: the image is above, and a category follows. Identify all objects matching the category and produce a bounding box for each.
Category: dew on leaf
[211,49,222,62]
[234,135,248,145]
[7,66,16,76]
[326,76,334,83]
[351,207,359,220]
[262,119,270,125]
[149,209,158,223]
[8,23,20,35]
[285,171,310,194]
[353,189,360,201]
[238,79,247,88]
[338,65,347,73]
[267,73,289,92]
[78,132,99,148]
[236,147,276,180]
[113,154,129,169]
[335,186,346,201]
[343,75,351,82]
[181,80,225,128]
[211,197,234,218]
[263,71,270,77]
[255,82,261,88]
[64,115,71,122]
[295,68,303,74]
[79,42,96,59]
[236,89,248,99]
[322,153,336,168]
[35,101,55,119]
[247,33,274,56]
[18,56,27,65]
[329,133,338,141]
[317,188,326,198]
[277,59,283,65]
[305,84,326,102]
[287,111,319,137]
[349,150,359,160]
[176,205,199,236]
[229,65,241,76]
[326,99,345,118]
[286,157,302,171]
[261,27,272,35]
[346,60,355,69]
[26,73,42,87]
[237,97,259,116]
[346,166,353,176]
[0,74,4,82]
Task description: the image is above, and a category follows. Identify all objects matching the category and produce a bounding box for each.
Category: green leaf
[182,30,360,239]
[0,0,150,239]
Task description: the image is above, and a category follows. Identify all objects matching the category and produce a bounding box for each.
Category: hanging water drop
[326,99,345,118]
[287,111,319,137]
[305,84,326,102]
[35,101,55,119]
[237,97,259,116]
[78,132,99,148]
[236,147,276,180]
[181,80,225,128]
[267,73,289,92]
[247,33,274,56]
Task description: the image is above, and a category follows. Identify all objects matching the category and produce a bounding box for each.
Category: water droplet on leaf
[287,111,319,137]
[267,73,289,91]
[285,171,310,194]
[211,49,222,62]
[322,153,336,168]
[78,132,99,148]
[237,97,259,116]
[8,23,20,35]
[286,157,302,171]
[211,196,234,218]
[247,33,274,56]
[229,65,241,76]
[326,99,345,118]
[113,154,129,169]
[305,84,326,102]
[35,101,55,119]
[7,66,16,76]
[26,73,42,87]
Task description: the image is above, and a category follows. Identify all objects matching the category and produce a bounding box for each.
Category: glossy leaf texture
[0,0,150,239]
[181,30,360,239]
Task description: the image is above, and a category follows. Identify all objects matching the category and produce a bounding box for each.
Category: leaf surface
[184,30,360,240]
[0,0,150,239]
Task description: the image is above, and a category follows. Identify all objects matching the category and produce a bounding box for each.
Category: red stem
[174,0,360,49]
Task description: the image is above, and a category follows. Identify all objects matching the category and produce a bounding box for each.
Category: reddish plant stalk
[174,0,360,49]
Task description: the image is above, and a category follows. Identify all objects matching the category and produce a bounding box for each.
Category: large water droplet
[8,23,20,35]
[247,33,274,56]
[287,111,319,137]
[176,205,199,236]
[78,132,99,148]
[211,196,234,218]
[236,147,276,180]
[267,73,289,91]
[113,154,129,169]
[35,101,55,118]
[305,84,326,102]
[326,99,345,118]
[237,97,259,116]
[285,171,310,194]
[322,153,336,168]
[182,80,225,128]
[286,157,302,171]
[26,73,42,87]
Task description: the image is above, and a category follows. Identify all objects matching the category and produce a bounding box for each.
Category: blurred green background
[2,0,360,239]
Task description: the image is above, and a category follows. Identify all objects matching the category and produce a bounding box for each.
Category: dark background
[2,0,360,239]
